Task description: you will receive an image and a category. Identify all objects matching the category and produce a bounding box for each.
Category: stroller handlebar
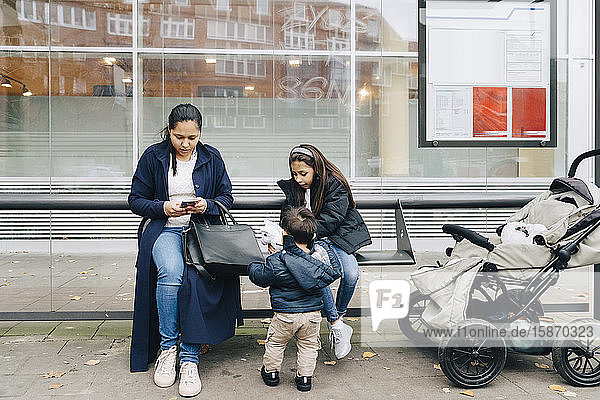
[568,148,600,178]
[442,224,495,252]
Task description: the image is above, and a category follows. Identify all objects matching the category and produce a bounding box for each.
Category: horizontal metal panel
[0,180,536,241]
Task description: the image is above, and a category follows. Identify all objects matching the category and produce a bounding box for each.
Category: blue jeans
[152,227,201,365]
[322,241,360,324]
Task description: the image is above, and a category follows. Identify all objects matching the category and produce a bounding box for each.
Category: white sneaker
[329,320,353,359]
[153,345,177,388]
[179,362,202,397]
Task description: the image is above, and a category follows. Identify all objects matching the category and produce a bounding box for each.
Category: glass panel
[0,51,50,177]
[0,51,51,312]
[274,55,350,177]
[50,52,133,177]
[355,0,417,52]
[274,0,350,51]
[0,0,50,46]
[50,0,132,47]
[356,0,381,51]
[139,53,274,177]
[381,0,417,52]
[356,56,415,177]
[141,0,274,49]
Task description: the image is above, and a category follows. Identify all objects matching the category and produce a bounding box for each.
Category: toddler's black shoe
[260,365,279,386]
[295,374,312,392]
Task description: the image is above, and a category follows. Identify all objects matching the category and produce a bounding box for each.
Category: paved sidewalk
[2,318,599,400]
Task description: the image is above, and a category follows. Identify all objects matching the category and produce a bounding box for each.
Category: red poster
[473,87,508,137]
[512,88,546,137]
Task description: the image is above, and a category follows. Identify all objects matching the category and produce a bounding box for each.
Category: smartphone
[181,200,198,208]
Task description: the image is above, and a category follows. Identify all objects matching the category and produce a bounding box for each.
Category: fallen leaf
[0,283,8,287]
[460,390,474,397]
[323,360,336,365]
[78,271,87,275]
[88,292,96,295]
[577,294,587,298]
[442,388,451,393]
[383,366,391,370]
[240,358,247,362]
[549,385,567,392]
[43,370,66,378]
[8,269,13,272]
[535,362,550,369]
[87,267,94,270]
[112,263,117,266]
[256,339,266,345]
[346,317,359,322]
[362,351,377,359]
[84,359,100,366]
[563,391,577,398]
[48,383,63,390]
[11,260,20,264]
[68,259,76,263]
[433,363,442,370]
[103,277,111,280]
[70,296,81,301]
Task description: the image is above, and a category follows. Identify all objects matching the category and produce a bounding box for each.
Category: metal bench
[232,198,415,267]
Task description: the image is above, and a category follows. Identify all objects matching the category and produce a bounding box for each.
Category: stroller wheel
[398,291,435,346]
[438,319,506,388]
[552,318,600,386]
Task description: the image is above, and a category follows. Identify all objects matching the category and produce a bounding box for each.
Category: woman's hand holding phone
[182,198,207,214]
[164,201,187,217]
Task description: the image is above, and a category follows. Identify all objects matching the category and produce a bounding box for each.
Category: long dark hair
[160,103,203,176]
[289,144,355,215]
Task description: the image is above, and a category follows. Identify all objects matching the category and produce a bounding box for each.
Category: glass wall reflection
[50,52,133,178]
[0,0,583,317]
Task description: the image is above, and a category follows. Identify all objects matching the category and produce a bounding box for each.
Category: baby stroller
[399,149,600,388]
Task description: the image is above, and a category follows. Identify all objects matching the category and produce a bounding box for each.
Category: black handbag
[183,200,264,280]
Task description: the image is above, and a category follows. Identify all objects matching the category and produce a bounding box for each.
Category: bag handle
[190,199,235,226]
[212,199,237,225]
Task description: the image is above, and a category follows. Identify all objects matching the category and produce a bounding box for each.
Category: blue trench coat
[128,140,243,372]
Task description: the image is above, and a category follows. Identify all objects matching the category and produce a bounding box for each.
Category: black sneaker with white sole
[295,374,312,392]
[260,365,280,386]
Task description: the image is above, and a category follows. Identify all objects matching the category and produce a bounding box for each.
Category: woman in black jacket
[277,144,371,359]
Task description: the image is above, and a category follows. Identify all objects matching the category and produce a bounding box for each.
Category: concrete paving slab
[3,322,59,337]
[48,322,103,340]
[92,321,132,338]
[24,370,95,397]
[0,373,36,398]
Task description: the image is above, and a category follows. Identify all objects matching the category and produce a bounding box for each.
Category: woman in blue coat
[128,104,242,397]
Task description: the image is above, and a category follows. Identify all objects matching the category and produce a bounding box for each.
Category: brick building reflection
[1,1,415,100]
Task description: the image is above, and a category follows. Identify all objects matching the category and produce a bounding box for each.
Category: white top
[165,149,197,227]
[304,189,311,211]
